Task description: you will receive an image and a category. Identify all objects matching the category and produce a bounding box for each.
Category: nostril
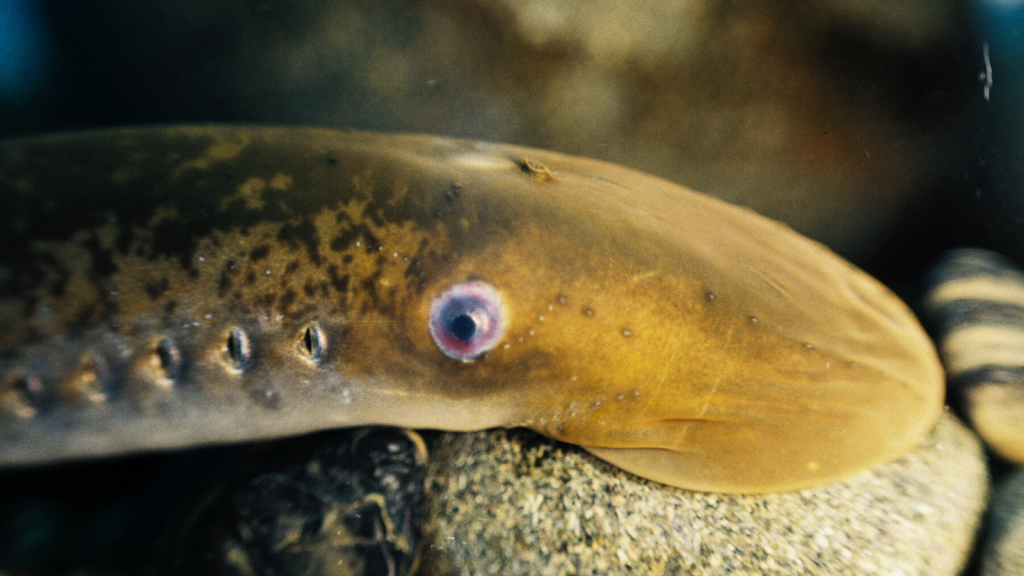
[155,337,183,384]
[2,370,47,418]
[224,328,252,370]
[73,354,115,404]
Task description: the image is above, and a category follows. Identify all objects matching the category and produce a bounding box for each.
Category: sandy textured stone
[421,412,988,576]
[981,469,1024,576]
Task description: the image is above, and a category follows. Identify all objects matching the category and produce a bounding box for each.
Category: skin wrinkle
[745,264,793,303]
[0,127,944,493]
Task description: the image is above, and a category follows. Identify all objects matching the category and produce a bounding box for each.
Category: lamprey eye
[429,281,506,361]
[297,324,327,363]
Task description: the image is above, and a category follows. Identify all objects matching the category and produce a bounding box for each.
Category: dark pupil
[449,313,477,342]
[303,328,316,355]
[227,332,243,361]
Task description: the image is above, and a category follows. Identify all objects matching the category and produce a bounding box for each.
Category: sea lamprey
[0,126,944,493]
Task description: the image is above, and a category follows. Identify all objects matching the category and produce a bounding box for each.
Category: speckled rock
[421,412,988,576]
[980,469,1024,576]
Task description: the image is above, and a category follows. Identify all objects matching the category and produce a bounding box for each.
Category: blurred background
[2,0,1018,283]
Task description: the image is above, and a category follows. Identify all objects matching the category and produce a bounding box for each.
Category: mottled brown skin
[0,127,943,493]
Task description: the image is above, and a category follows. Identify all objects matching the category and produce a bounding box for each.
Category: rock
[981,469,1024,576]
[152,428,428,576]
[922,248,1024,465]
[0,428,427,575]
[421,412,988,576]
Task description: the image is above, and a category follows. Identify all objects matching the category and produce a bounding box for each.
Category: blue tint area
[973,0,1024,139]
[978,0,1024,8]
[0,0,53,103]
[974,0,1024,79]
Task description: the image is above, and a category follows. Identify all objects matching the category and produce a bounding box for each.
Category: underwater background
[1,0,1023,574]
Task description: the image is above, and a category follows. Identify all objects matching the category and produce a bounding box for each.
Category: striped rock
[979,469,1024,576]
[923,248,1024,464]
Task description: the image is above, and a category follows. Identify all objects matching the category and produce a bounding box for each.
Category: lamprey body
[0,127,943,493]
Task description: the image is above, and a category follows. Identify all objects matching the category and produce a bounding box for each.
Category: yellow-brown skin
[0,127,944,493]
